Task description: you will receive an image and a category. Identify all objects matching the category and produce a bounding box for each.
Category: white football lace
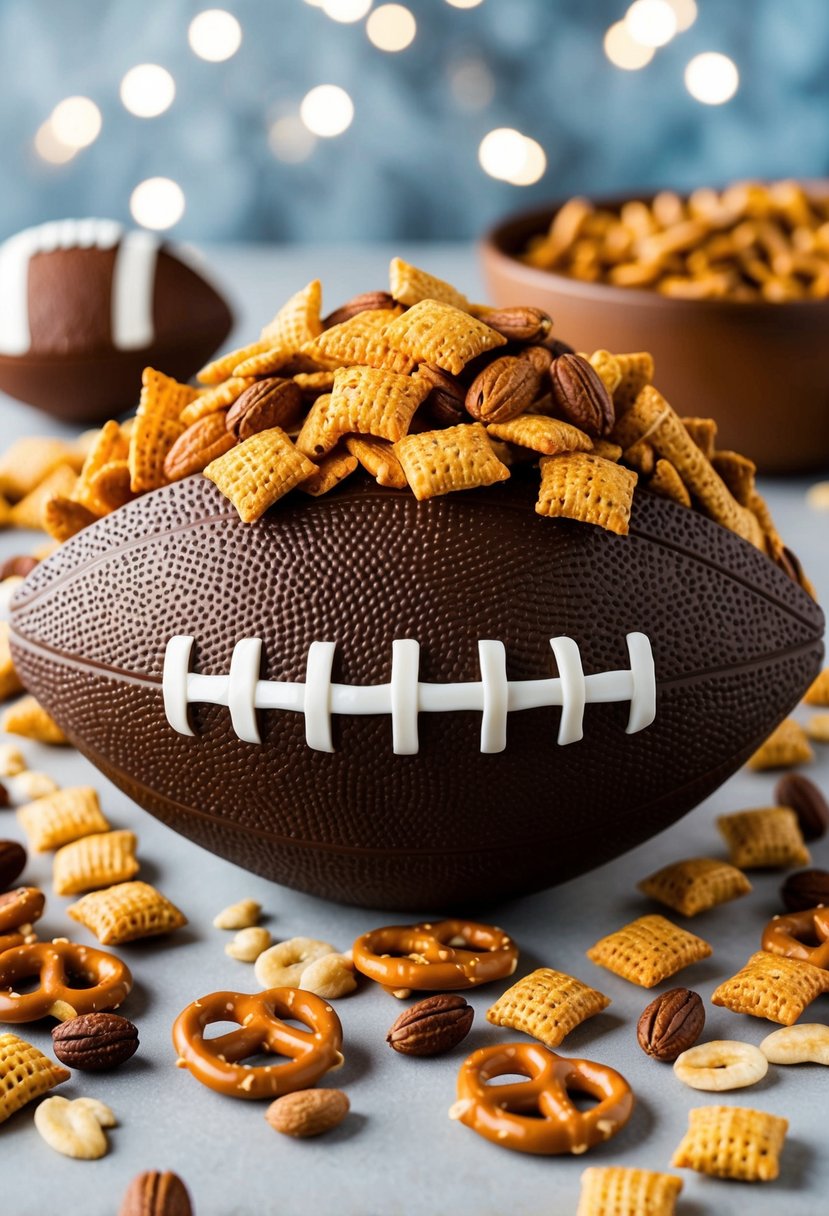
[163,632,656,755]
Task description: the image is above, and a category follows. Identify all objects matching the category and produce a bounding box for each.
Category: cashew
[8,771,59,802]
[33,1096,116,1159]
[673,1040,768,1091]
[300,953,357,999]
[760,1024,829,1065]
[254,937,334,989]
[0,744,25,777]
[225,926,272,963]
[213,899,262,930]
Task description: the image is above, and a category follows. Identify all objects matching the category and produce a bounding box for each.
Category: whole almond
[119,1170,193,1216]
[475,305,553,344]
[417,363,467,426]
[323,290,395,330]
[465,354,542,424]
[774,773,829,841]
[781,868,829,912]
[0,555,38,581]
[637,987,705,1062]
[226,378,302,440]
[0,884,44,929]
[265,1088,349,1138]
[386,993,474,1057]
[164,413,235,482]
[0,843,27,893]
[550,353,615,437]
[52,1011,139,1071]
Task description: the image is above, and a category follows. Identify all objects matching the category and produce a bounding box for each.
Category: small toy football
[9,473,823,911]
[0,219,232,423]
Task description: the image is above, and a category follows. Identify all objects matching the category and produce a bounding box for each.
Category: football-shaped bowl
[0,219,232,423]
[9,474,824,910]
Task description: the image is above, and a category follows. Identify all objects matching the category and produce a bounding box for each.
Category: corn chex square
[204,427,317,522]
[717,807,810,869]
[672,1105,788,1182]
[577,1166,683,1216]
[383,300,506,376]
[586,914,712,988]
[638,857,751,917]
[711,951,829,1025]
[486,967,610,1049]
[536,451,638,536]
[394,423,509,501]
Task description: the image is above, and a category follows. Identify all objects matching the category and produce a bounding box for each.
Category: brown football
[8,472,823,910]
[0,219,232,423]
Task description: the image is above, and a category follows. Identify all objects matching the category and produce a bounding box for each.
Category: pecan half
[475,305,553,344]
[163,413,235,482]
[465,353,542,424]
[417,363,467,426]
[386,993,474,1057]
[226,377,303,440]
[323,290,395,330]
[781,868,829,912]
[0,842,26,893]
[550,353,615,437]
[637,987,705,1062]
[774,772,829,842]
[119,1171,193,1216]
[52,1011,139,1071]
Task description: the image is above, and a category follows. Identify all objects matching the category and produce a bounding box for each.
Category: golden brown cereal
[485,966,610,1049]
[204,428,317,523]
[300,450,358,497]
[0,743,25,776]
[10,463,78,530]
[87,461,135,514]
[638,857,752,917]
[197,340,272,386]
[389,257,471,311]
[586,914,712,988]
[293,370,336,399]
[67,880,187,946]
[383,300,506,376]
[590,440,623,462]
[536,451,638,536]
[712,951,829,1025]
[0,1032,69,1124]
[486,414,593,457]
[394,423,510,501]
[72,421,128,515]
[671,1105,788,1182]
[711,449,757,506]
[0,438,82,504]
[717,807,810,869]
[0,622,23,702]
[622,439,655,476]
[17,786,109,852]
[576,1166,683,1216]
[804,668,829,706]
[344,435,407,489]
[1,695,68,746]
[261,279,323,350]
[52,829,140,896]
[42,496,98,543]
[648,459,691,508]
[747,719,814,771]
[232,345,295,379]
[806,713,829,743]
[303,308,414,375]
[681,417,718,459]
[128,369,193,493]
[328,364,431,447]
[587,349,622,394]
[295,393,338,458]
[179,378,256,426]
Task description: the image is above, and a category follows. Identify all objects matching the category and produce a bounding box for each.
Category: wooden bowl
[481,197,829,474]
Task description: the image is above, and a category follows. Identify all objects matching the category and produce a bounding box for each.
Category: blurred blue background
[0,0,826,243]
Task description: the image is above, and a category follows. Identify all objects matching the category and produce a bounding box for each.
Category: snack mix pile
[0,258,827,1214]
[0,257,806,600]
[523,180,829,301]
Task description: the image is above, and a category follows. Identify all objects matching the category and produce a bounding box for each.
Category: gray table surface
[1,244,828,1216]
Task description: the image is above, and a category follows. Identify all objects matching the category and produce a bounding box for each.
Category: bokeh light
[188,10,243,62]
[50,96,102,149]
[322,0,372,21]
[300,85,354,137]
[685,52,739,104]
[624,0,677,48]
[478,128,546,186]
[366,5,416,51]
[445,0,484,7]
[120,65,176,118]
[268,115,317,163]
[603,22,655,70]
[130,177,186,229]
[665,0,697,32]
[33,121,77,165]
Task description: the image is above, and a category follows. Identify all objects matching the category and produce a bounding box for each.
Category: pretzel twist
[451,1042,634,1155]
[352,919,518,991]
[172,987,344,1100]
[762,906,829,970]
[0,941,132,1023]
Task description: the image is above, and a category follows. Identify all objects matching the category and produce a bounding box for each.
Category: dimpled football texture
[9,474,824,911]
[0,243,231,422]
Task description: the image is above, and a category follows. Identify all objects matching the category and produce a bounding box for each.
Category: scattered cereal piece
[300,449,358,497]
[0,743,25,777]
[395,423,510,501]
[52,829,140,896]
[67,881,187,946]
[384,299,506,376]
[204,428,317,523]
[648,458,691,508]
[0,438,81,504]
[180,378,256,427]
[17,786,109,852]
[198,341,272,386]
[638,857,751,917]
[0,1032,69,1123]
[7,771,59,802]
[42,496,99,542]
[717,807,810,870]
[681,417,718,460]
[486,414,593,457]
[711,449,757,506]
[588,349,622,394]
[260,279,323,349]
[805,668,829,706]
[536,451,637,536]
[10,463,78,531]
[303,308,414,375]
[806,713,829,743]
[671,1105,788,1182]
[747,718,814,770]
[586,915,712,988]
[389,257,471,312]
[1,696,67,745]
[328,364,430,445]
[486,966,609,1049]
[576,1166,682,1216]
[711,951,829,1025]
[344,434,407,489]
[0,622,23,702]
[611,352,654,413]
[213,899,261,930]
[72,421,128,515]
